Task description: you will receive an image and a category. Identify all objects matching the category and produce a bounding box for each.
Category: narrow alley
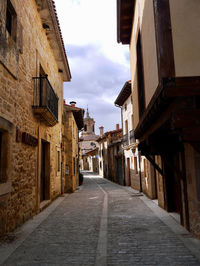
[0,172,200,266]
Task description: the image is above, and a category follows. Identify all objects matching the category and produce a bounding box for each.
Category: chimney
[116,124,120,131]
[70,101,76,107]
[99,126,104,137]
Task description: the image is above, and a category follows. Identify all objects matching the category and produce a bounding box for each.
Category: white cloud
[54,0,130,132]
[54,0,129,65]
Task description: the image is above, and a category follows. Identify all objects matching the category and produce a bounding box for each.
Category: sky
[54,0,130,133]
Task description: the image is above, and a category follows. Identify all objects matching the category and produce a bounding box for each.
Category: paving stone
[1,172,200,266]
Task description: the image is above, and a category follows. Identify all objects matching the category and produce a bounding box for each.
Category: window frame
[6,0,17,42]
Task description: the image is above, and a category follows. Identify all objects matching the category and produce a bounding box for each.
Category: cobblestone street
[1,172,200,266]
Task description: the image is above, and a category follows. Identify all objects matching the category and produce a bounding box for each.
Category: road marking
[91,178,108,266]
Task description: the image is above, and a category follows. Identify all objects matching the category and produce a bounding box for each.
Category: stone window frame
[0,117,13,196]
[6,0,17,42]
[0,0,23,52]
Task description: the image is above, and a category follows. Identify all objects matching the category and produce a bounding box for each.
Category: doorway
[40,140,50,202]
[127,158,131,186]
[163,153,181,214]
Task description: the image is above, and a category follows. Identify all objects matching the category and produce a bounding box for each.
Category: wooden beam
[143,153,163,176]
[153,0,175,81]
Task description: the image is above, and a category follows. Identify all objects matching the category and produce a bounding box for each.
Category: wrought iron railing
[122,134,128,146]
[129,129,135,144]
[32,75,58,120]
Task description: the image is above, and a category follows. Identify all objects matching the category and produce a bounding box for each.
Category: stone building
[0,0,71,237]
[97,125,124,185]
[115,81,157,198]
[79,108,99,170]
[115,81,139,187]
[62,102,84,193]
[117,0,200,238]
[82,148,99,173]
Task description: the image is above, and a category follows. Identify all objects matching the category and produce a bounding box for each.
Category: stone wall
[0,0,65,237]
[62,111,79,193]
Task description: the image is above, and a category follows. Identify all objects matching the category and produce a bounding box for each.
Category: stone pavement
[0,172,200,266]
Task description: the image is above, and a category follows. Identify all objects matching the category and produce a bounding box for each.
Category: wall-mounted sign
[16,128,38,146]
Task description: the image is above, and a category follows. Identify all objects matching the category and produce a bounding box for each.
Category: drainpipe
[138,150,143,193]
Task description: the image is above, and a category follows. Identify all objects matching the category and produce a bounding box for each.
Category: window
[6,0,17,42]
[137,31,145,118]
[84,124,87,131]
[93,125,94,132]
[57,151,60,172]
[125,103,127,111]
[0,130,8,184]
[125,120,128,145]
[117,145,119,153]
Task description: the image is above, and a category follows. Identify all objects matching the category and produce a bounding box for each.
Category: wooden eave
[35,0,71,81]
[117,0,135,44]
[64,104,84,130]
[134,76,200,142]
[115,81,131,106]
[73,110,84,130]
[83,147,98,157]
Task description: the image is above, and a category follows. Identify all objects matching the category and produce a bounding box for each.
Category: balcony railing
[32,75,59,126]
[129,129,135,144]
[122,134,128,146]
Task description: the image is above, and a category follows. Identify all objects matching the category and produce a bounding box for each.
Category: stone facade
[62,103,84,193]
[97,126,124,185]
[0,0,71,237]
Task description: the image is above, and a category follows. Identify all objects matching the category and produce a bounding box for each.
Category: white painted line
[90,177,108,266]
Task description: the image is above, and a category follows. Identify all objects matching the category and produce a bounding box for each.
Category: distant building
[62,101,84,192]
[79,108,99,170]
[97,125,124,185]
[82,148,99,173]
[115,81,138,187]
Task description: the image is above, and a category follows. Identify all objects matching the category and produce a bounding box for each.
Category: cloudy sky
[54,0,130,133]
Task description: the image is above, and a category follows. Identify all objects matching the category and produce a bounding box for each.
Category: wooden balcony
[32,76,58,126]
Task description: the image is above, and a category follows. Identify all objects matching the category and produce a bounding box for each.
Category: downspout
[138,151,143,192]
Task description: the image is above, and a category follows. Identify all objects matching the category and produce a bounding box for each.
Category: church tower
[79,107,99,155]
[82,108,95,136]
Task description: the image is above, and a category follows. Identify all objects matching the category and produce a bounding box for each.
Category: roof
[64,104,84,130]
[114,80,131,106]
[36,0,71,81]
[83,147,98,156]
[117,0,135,44]
[97,128,122,142]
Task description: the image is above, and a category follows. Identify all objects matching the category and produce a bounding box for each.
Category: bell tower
[82,107,95,136]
